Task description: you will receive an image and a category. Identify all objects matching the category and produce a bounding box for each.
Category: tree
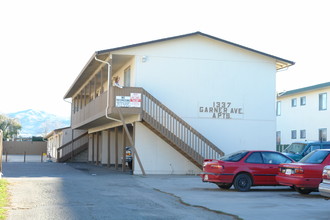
[0,114,22,140]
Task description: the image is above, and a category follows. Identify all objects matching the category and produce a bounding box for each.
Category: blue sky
[1,0,329,118]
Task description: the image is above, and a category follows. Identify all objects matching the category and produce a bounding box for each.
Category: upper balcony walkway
[69,87,224,168]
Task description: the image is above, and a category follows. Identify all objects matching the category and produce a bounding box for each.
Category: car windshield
[299,150,330,164]
[283,143,307,154]
[219,150,248,162]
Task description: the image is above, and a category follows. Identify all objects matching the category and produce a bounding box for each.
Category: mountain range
[7,109,70,137]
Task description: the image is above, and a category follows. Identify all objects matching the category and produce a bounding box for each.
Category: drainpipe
[94,56,121,123]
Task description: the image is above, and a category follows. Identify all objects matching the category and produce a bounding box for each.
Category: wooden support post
[24,152,26,163]
[41,152,43,162]
[115,127,118,169]
[96,132,99,166]
[92,133,95,164]
[107,129,111,168]
[122,127,126,172]
[117,109,146,175]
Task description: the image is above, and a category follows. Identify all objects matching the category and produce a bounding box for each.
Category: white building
[63,32,294,174]
[276,82,330,145]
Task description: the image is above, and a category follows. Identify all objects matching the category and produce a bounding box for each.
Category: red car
[200,150,294,191]
[276,149,330,194]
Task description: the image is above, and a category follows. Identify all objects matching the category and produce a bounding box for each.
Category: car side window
[261,152,292,164]
[245,152,263,163]
[305,145,321,155]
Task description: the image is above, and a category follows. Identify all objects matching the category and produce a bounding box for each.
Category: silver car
[319,165,330,198]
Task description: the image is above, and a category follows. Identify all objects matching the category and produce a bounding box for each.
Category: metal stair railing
[141,90,224,166]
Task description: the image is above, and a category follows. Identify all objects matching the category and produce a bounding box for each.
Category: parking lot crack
[153,188,242,220]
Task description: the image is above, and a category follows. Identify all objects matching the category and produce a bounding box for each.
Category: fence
[3,141,47,155]
[3,141,47,162]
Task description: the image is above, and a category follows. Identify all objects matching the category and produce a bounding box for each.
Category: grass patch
[0,179,8,220]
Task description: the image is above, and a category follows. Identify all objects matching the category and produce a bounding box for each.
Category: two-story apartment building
[63,32,294,174]
[276,82,330,145]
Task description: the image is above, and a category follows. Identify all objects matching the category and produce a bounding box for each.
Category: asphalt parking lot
[3,162,330,220]
[139,175,330,220]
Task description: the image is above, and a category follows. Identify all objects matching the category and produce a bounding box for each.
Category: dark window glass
[245,152,263,163]
[219,150,248,162]
[300,130,306,139]
[300,96,306,106]
[304,145,321,155]
[300,150,330,164]
[261,152,292,164]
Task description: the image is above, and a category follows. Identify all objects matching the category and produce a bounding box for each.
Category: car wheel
[234,173,252,192]
[216,183,232,189]
[294,186,312,195]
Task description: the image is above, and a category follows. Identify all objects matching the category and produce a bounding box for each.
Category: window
[319,93,327,110]
[276,131,281,145]
[300,96,306,106]
[291,130,297,139]
[319,128,327,141]
[261,152,292,164]
[276,101,281,116]
[300,150,330,164]
[245,152,263,163]
[291,98,297,107]
[300,130,306,139]
[124,67,131,87]
[304,144,321,156]
[219,150,248,162]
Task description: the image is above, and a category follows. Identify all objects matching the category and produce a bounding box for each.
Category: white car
[319,165,330,198]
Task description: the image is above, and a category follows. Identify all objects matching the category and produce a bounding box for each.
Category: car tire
[216,183,232,190]
[233,173,252,192]
[294,186,312,195]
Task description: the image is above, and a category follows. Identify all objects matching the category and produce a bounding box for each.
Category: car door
[244,152,270,185]
[260,152,293,184]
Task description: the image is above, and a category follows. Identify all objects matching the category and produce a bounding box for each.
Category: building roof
[64,31,295,99]
[278,82,330,97]
[45,126,70,139]
[96,31,295,70]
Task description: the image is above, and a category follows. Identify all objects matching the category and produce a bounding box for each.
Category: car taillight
[210,164,223,169]
[294,168,304,174]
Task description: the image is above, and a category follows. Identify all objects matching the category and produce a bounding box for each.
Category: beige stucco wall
[4,141,47,155]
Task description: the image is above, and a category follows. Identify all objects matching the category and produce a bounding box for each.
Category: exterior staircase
[57,132,89,162]
[57,87,224,168]
[140,89,224,169]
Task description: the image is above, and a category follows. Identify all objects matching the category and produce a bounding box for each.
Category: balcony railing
[70,86,224,167]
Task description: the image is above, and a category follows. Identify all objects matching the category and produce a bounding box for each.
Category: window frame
[300,129,306,139]
[300,96,306,106]
[291,98,297,107]
[319,93,327,110]
[319,128,327,142]
[276,101,281,116]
